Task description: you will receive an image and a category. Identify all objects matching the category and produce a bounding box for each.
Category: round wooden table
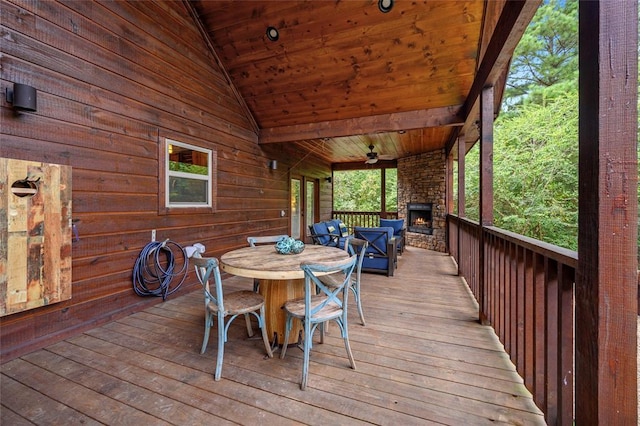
[220,244,349,345]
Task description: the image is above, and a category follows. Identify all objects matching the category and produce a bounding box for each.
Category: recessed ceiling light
[378,0,394,13]
[266,26,279,42]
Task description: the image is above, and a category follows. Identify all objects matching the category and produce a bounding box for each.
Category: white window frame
[165,138,213,208]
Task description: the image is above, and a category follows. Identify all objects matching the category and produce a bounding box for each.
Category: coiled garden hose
[133,239,188,301]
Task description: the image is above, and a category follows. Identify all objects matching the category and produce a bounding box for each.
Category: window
[165,139,212,208]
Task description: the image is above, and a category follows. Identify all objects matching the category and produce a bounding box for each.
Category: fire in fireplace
[407,203,433,234]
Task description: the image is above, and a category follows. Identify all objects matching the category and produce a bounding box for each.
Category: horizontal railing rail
[447,214,576,426]
[331,210,398,233]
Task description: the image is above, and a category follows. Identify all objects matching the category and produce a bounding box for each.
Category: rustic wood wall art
[0,158,72,316]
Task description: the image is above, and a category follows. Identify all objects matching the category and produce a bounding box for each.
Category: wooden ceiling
[189,0,539,165]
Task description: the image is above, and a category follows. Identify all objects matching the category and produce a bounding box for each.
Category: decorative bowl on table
[275,237,305,255]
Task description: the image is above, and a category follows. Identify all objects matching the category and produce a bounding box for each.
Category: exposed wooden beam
[332,160,397,171]
[446,0,540,155]
[259,105,463,144]
[462,0,539,118]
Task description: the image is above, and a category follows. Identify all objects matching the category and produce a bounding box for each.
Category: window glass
[166,139,212,207]
[306,180,315,230]
[291,179,301,239]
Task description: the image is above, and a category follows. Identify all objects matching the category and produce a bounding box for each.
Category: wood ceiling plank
[207,1,482,61]
[187,0,533,164]
[230,50,478,96]
[215,11,482,69]
[248,84,468,128]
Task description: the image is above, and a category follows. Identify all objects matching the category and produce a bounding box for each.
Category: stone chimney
[397,150,447,252]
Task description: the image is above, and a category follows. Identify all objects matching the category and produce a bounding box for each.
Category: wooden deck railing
[331,210,398,232]
[448,215,577,426]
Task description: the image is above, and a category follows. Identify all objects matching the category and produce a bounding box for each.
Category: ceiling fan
[364,144,393,164]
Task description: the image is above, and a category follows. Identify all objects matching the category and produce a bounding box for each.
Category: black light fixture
[6,83,37,112]
[378,0,394,13]
[266,26,279,42]
[325,176,332,183]
[269,160,278,170]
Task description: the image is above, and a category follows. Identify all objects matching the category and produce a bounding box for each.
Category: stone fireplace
[397,149,446,252]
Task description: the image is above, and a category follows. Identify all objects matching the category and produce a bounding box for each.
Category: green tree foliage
[334,170,381,211]
[504,0,578,109]
[459,0,582,251]
[333,169,398,212]
[385,168,398,211]
[465,91,579,250]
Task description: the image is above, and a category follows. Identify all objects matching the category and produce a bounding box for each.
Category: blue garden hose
[133,240,188,301]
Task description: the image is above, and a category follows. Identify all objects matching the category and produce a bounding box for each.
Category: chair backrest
[308,222,332,245]
[379,219,404,237]
[353,226,394,257]
[191,256,225,311]
[247,235,289,247]
[346,237,369,280]
[300,255,357,317]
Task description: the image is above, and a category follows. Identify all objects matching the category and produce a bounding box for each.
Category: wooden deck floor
[1,247,545,425]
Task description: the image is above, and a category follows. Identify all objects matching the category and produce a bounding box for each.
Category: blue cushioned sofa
[309,219,350,249]
[353,226,397,276]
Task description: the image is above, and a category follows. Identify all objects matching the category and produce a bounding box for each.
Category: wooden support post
[380,168,387,219]
[445,149,453,253]
[457,135,466,277]
[457,134,466,218]
[446,150,454,216]
[478,86,494,325]
[576,1,638,424]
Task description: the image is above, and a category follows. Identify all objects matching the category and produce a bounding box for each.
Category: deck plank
[2,358,170,425]
[1,374,102,426]
[1,247,546,425]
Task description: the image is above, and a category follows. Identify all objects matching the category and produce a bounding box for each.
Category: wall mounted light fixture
[325,177,332,183]
[6,83,37,112]
[266,26,279,42]
[269,160,278,170]
[378,0,394,13]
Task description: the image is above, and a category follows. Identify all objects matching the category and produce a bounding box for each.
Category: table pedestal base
[259,278,304,345]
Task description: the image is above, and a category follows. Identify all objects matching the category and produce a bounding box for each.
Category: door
[290,177,318,241]
[290,178,301,239]
[305,179,316,239]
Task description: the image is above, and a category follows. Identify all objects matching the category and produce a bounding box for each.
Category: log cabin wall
[0,0,331,361]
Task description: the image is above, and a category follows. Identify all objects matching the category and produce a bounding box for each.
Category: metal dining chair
[280,255,358,390]
[247,235,289,292]
[319,237,368,326]
[345,237,368,326]
[191,256,273,381]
